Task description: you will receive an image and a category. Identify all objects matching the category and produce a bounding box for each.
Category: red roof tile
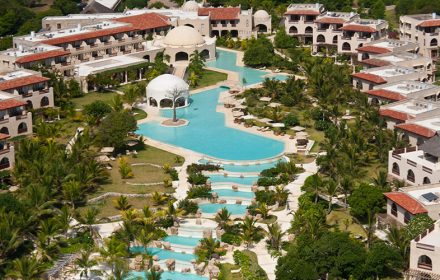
[314,17,346,24]
[0,133,10,140]
[114,13,170,30]
[0,75,50,91]
[284,10,321,16]
[15,50,70,64]
[384,192,428,215]
[356,45,391,54]
[417,19,440,28]
[42,25,135,45]
[367,89,405,101]
[352,72,387,84]
[198,7,241,20]
[395,123,436,138]
[0,99,26,110]
[379,109,413,121]
[361,58,391,67]
[340,24,377,33]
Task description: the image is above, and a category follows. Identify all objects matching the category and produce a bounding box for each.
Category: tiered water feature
[133,49,289,279]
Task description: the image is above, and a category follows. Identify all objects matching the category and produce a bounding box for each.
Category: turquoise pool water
[127,271,208,280]
[163,235,201,247]
[136,49,286,161]
[212,189,254,199]
[130,247,196,262]
[208,174,258,185]
[206,50,288,85]
[199,203,248,215]
[200,158,285,173]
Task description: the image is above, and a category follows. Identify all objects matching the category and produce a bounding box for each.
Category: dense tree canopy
[96,110,137,149]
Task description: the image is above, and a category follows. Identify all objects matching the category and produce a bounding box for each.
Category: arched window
[392,163,400,175]
[391,202,398,217]
[362,53,370,60]
[407,169,415,183]
[175,52,189,62]
[316,34,325,43]
[0,157,10,169]
[289,26,298,34]
[18,122,28,134]
[184,24,194,28]
[0,127,9,135]
[26,101,33,110]
[200,49,210,60]
[423,177,431,184]
[404,211,412,224]
[230,30,238,38]
[332,35,338,44]
[255,24,267,33]
[342,42,351,51]
[40,96,49,107]
[305,26,313,34]
[148,97,158,107]
[430,38,438,47]
[418,255,433,270]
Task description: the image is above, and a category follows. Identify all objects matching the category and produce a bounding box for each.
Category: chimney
[433,12,437,19]
[31,31,35,38]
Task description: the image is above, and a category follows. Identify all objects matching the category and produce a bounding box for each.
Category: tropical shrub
[187,185,212,199]
[177,199,198,214]
[118,157,134,179]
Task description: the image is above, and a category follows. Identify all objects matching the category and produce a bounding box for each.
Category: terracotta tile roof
[367,89,405,101]
[352,72,387,84]
[0,99,26,110]
[356,45,391,54]
[395,123,436,138]
[0,133,10,140]
[384,192,428,215]
[417,19,440,28]
[198,7,241,20]
[114,13,170,30]
[361,58,391,67]
[0,75,50,91]
[339,24,377,33]
[284,10,321,16]
[379,109,413,121]
[42,25,136,46]
[15,50,70,64]
[314,17,346,24]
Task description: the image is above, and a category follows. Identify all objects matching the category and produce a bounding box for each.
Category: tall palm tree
[137,227,155,254]
[274,185,290,207]
[373,170,390,191]
[100,237,127,274]
[323,179,338,213]
[301,173,323,203]
[62,180,83,209]
[255,202,270,219]
[6,256,44,280]
[339,176,352,209]
[74,249,100,279]
[387,226,410,267]
[240,216,264,249]
[195,237,225,261]
[75,207,109,243]
[266,222,285,257]
[214,208,232,230]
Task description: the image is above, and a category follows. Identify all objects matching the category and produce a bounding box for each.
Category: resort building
[284,3,325,44]
[0,95,32,138]
[146,74,189,108]
[399,13,440,60]
[383,191,428,226]
[388,134,440,185]
[338,19,388,55]
[351,66,430,92]
[367,81,440,104]
[41,3,272,39]
[356,38,419,62]
[312,11,359,54]
[406,220,440,279]
[0,70,54,109]
[0,133,15,171]
[379,99,440,129]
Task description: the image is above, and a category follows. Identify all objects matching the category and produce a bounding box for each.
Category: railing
[90,44,97,48]
[416,243,435,251]
[407,159,417,167]
[418,263,433,270]
[392,154,401,160]
[61,62,71,66]
[407,174,415,183]
[104,41,111,45]
[423,166,433,174]
[76,46,84,50]
[18,128,28,134]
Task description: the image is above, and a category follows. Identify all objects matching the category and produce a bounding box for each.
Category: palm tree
[75,207,109,243]
[100,237,127,274]
[214,208,232,230]
[392,178,406,190]
[74,250,100,279]
[323,179,338,213]
[151,191,170,206]
[373,170,390,191]
[240,216,264,249]
[339,176,352,209]
[301,173,323,203]
[387,226,410,267]
[163,201,185,225]
[113,195,132,211]
[62,180,83,209]
[266,222,285,257]
[137,227,155,254]
[6,256,44,280]
[195,237,225,261]
[274,185,290,207]
[255,202,270,220]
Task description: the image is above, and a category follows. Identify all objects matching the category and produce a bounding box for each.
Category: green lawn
[72,91,118,108]
[219,250,267,280]
[191,70,228,89]
[133,108,148,121]
[327,209,367,238]
[80,196,154,219]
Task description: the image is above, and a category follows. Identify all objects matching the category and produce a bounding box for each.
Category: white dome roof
[254,10,270,19]
[163,26,205,47]
[146,74,189,101]
[182,0,199,12]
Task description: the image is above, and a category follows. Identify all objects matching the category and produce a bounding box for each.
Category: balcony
[0,163,10,170]
[61,61,71,66]
[417,263,432,271]
[76,46,84,50]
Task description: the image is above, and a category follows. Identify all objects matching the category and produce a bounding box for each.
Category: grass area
[287,153,316,164]
[327,209,367,238]
[219,263,242,280]
[259,215,277,224]
[191,70,228,90]
[90,147,183,198]
[72,91,118,109]
[133,108,148,121]
[80,196,153,219]
[30,0,54,12]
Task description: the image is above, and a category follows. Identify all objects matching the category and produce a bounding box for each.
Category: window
[391,203,398,217]
[404,211,411,224]
[392,163,400,175]
[57,23,61,29]
[407,169,415,183]
[418,255,432,270]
